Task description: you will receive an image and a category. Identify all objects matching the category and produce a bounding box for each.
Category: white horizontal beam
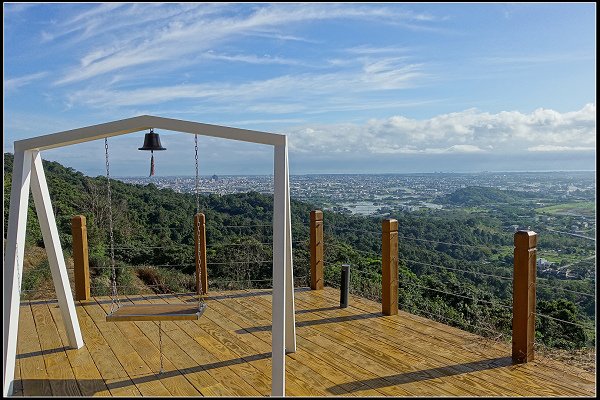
[148,116,285,146]
[14,115,285,152]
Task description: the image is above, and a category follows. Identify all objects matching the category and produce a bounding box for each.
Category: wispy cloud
[225,118,307,126]
[41,3,211,43]
[4,72,48,93]
[479,53,594,65]
[64,56,427,109]
[202,51,311,67]
[4,3,37,14]
[243,30,321,44]
[344,45,411,55]
[49,3,441,86]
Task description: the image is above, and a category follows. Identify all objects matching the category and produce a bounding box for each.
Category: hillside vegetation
[442,186,534,206]
[3,153,595,357]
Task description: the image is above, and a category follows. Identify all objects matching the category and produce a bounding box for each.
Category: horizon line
[112,169,597,178]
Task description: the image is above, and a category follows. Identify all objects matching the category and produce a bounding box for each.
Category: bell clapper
[150,150,155,177]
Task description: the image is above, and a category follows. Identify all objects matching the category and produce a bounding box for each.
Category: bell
[138,129,166,151]
[139,129,166,176]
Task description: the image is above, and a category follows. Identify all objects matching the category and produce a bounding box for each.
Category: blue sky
[3,3,596,176]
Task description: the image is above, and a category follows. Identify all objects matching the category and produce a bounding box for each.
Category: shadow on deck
[13,287,595,397]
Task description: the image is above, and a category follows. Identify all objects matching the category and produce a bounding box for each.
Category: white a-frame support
[3,150,84,396]
[272,141,297,395]
[3,150,33,398]
[3,115,295,397]
[30,151,84,349]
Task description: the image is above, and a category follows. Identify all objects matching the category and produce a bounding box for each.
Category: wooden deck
[14,287,595,397]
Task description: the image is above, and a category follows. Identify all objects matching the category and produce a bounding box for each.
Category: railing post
[512,229,538,363]
[310,210,324,290]
[194,213,208,295]
[382,219,398,316]
[71,215,90,301]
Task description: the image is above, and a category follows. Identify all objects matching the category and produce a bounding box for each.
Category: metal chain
[195,134,200,214]
[105,138,120,312]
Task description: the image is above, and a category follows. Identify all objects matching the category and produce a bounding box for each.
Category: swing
[104,131,207,322]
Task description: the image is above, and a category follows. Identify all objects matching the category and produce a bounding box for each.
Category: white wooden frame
[3,115,296,397]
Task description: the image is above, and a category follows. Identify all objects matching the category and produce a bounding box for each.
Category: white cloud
[285,104,596,156]
[527,145,596,152]
[445,144,486,153]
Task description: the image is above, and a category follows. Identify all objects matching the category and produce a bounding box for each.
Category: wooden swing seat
[106,303,206,322]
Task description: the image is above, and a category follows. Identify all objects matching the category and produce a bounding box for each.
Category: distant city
[118,171,596,281]
[118,171,596,216]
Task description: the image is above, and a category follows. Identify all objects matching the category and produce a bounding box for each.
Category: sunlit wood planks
[15,288,595,397]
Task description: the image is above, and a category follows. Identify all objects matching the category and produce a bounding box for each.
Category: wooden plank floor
[14,287,595,397]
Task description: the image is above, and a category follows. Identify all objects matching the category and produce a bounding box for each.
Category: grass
[488,245,513,262]
[20,245,58,299]
[135,265,195,294]
[536,250,593,265]
[22,259,53,297]
[536,201,596,217]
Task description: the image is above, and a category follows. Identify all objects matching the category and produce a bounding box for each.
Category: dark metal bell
[138,129,166,151]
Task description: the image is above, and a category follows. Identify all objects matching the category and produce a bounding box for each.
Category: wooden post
[310,210,324,290]
[512,230,538,363]
[194,213,208,295]
[382,219,398,316]
[71,215,90,301]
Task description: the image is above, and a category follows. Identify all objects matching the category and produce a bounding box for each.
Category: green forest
[3,153,595,352]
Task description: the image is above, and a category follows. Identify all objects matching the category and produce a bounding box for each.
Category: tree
[536,299,588,349]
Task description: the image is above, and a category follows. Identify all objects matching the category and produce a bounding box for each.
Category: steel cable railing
[325,226,595,291]
[61,215,597,363]
[402,280,513,310]
[396,234,496,251]
[535,281,595,298]
[412,306,507,338]
[88,222,312,296]
[534,312,596,331]
[327,226,381,235]
[324,242,516,290]
[400,258,513,281]
[321,225,595,356]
